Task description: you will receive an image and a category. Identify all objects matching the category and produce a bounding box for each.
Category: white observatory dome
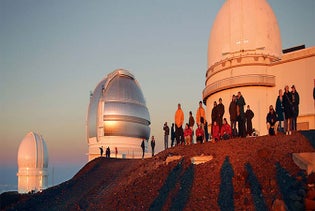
[17,132,48,193]
[208,0,282,68]
[87,69,151,160]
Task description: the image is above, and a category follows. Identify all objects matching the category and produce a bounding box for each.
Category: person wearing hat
[291,85,299,131]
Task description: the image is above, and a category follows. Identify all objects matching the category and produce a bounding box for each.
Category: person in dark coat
[204,121,209,142]
[170,123,175,147]
[211,101,218,136]
[163,122,170,150]
[266,105,278,135]
[141,139,145,159]
[291,85,300,131]
[188,111,195,143]
[275,89,284,133]
[236,91,246,137]
[283,85,293,135]
[245,105,254,136]
[216,98,225,130]
[151,136,156,157]
[99,146,104,157]
[229,95,237,137]
[106,147,110,158]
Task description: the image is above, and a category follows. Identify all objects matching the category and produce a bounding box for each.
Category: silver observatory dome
[87,69,150,160]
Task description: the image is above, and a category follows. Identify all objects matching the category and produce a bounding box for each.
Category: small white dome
[208,0,282,68]
[17,132,48,169]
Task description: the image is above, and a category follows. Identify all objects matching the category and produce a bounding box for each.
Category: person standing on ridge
[236,91,246,137]
[245,105,254,136]
[275,89,284,133]
[217,98,225,130]
[163,122,170,150]
[170,123,175,147]
[211,101,218,137]
[99,146,104,157]
[283,85,293,135]
[229,95,237,137]
[151,136,156,157]
[175,103,184,145]
[188,111,195,143]
[141,139,145,159]
[196,101,206,127]
[291,85,300,131]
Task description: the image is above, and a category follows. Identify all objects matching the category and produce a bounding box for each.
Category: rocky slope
[2,131,315,210]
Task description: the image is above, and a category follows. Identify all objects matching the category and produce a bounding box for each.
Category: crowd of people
[166,91,253,147]
[161,85,300,149]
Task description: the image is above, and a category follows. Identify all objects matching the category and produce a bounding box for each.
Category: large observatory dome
[87,69,150,160]
[208,0,282,68]
[17,132,48,193]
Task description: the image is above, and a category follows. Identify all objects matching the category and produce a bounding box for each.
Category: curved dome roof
[208,0,282,68]
[17,132,48,169]
[87,69,150,140]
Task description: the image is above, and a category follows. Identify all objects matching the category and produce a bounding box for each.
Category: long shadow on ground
[218,156,234,211]
[170,164,194,211]
[149,159,183,211]
[245,163,267,211]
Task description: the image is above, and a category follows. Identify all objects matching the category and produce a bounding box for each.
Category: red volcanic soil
[2,131,315,210]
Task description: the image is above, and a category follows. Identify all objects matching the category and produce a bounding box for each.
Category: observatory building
[87,69,151,161]
[203,0,315,135]
[17,132,48,193]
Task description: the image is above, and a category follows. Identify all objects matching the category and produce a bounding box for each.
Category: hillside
[2,131,315,210]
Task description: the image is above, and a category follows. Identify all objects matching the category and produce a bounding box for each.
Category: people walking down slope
[245,105,254,136]
[174,103,184,145]
[276,89,285,133]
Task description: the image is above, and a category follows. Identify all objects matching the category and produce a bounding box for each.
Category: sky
[1,0,314,188]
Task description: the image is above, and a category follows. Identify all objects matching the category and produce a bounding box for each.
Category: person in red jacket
[195,124,204,144]
[221,118,232,140]
[211,121,220,142]
[184,123,193,145]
